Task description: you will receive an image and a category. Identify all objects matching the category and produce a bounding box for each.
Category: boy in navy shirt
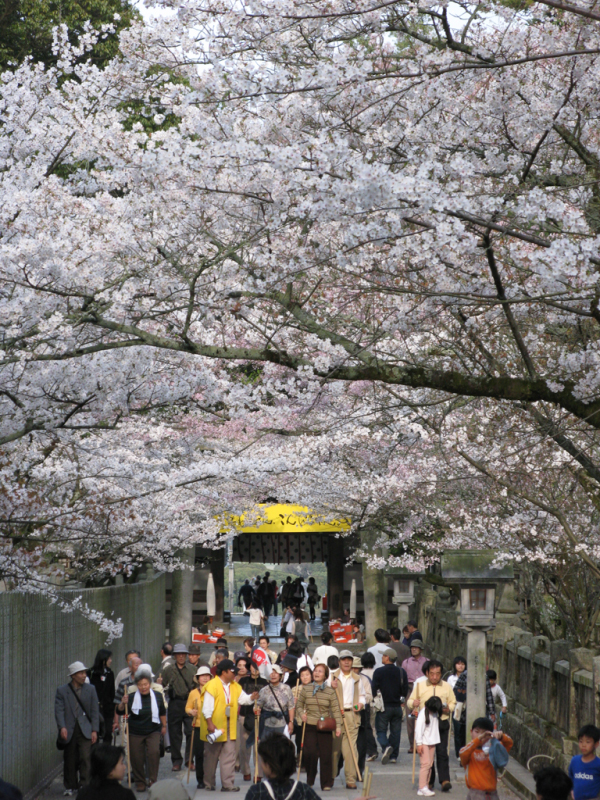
[569,725,600,800]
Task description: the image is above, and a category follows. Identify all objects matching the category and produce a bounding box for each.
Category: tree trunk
[361,530,387,646]
[170,547,195,645]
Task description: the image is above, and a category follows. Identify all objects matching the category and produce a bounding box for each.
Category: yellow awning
[220,503,351,534]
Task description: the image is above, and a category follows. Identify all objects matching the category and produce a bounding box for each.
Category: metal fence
[0,574,166,796]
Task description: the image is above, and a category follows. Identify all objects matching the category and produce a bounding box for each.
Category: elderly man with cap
[161,643,196,771]
[113,655,143,735]
[401,639,428,753]
[55,660,100,796]
[371,648,408,766]
[407,659,456,792]
[189,643,209,669]
[329,649,365,790]
[202,659,261,790]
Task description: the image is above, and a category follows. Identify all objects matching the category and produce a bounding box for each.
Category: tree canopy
[2,0,600,638]
[0,0,138,71]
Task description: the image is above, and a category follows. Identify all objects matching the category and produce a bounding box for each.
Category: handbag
[314,690,336,732]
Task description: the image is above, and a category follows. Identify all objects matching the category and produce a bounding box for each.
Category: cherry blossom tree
[2,0,600,631]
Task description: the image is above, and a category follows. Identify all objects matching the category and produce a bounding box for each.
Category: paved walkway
[36,735,520,800]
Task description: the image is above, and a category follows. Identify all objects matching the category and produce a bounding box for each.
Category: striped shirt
[295,684,343,727]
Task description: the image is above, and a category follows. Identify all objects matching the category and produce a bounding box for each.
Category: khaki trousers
[204,720,237,790]
[332,710,360,786]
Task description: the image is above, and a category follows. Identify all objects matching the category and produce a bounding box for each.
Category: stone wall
[416,583,600,770]
[0,574,166,797]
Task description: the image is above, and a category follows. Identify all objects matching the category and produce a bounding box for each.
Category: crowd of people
[10,614,590,800]
[238,573,322,627]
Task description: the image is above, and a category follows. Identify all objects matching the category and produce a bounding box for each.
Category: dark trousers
[428,726,451,787]
[453,718,465,758]
[375,706,403,759]
[193,730,205,786]
[168,697,192,766]
[357,706,377,773]
[101,704,113,743]
[63,721,92,790]
[129,730,161,785]
[303,724,334,789]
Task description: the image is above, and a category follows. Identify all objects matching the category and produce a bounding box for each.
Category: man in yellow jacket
[407,659,456,792]
[202,659,259,791]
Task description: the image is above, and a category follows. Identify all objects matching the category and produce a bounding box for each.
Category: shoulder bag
[268,684,290,724]
[314,688,337,732]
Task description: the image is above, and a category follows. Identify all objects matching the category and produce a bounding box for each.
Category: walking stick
[254,701,260,783]
[124,701,132,788]
[187,727,195,783]
[296,720,307,781]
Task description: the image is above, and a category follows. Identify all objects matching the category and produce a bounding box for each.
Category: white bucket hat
[68,661,87,676]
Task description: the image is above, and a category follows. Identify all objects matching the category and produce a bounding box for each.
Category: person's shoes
[221,787,241,792]
[366,754,378,762]
[64,792,74,797]
[323,788,332,792]
[204,786,215,791]
[197,784,205,789]
[244,775,252,781]
[390,758,397,763]
[172,764,182,772]
[408,747,414,754]
[136,783,146,792]
[346,784,358,790]
[429,782,435,791]
[441,782,452,792]
[381,746,393,764]
[418,789,436,797]
[165,746,171,753]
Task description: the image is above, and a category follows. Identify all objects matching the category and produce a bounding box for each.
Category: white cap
[68,661,87,676]
[196,666,211,677]
[271,664,284,675]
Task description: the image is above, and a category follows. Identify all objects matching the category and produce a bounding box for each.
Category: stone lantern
[385,568,424,630]
[441,550,513,731]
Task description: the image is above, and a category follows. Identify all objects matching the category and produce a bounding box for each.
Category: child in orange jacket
[460,717,513,800]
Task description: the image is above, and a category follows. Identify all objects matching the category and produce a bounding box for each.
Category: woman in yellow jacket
[186,666,212,788]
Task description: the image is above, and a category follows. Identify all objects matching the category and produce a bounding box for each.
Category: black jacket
[371,664,408,707]
[77,780,136,800]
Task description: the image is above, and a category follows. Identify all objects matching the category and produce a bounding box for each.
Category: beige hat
[68,661,87,676]
[339,650,354,660]
[271,664,284,675]
[352,657,362,669]
[383,648,398,660]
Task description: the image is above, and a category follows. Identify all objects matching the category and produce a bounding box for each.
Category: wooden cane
[254,702,260,783]
[124,703,132,788]
[366,772,373,798]
[187,726,196,783]
[296,720,307,781]
[361,765,370,797]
